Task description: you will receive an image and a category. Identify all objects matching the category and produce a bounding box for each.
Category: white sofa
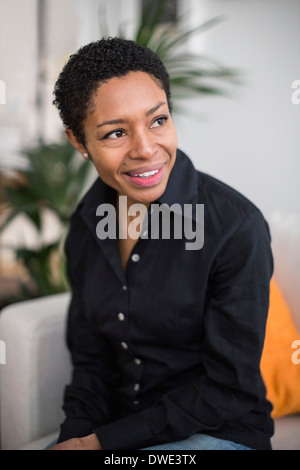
[0,292,71,450]
[0,211,300,450]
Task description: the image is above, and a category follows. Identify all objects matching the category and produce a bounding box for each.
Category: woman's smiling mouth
[124,163,165,187]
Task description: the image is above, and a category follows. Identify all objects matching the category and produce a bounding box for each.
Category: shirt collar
[158,149,198,218]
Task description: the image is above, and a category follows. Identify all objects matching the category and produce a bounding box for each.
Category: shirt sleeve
[57,291,118,442]
[93,209,273,450]
[57,228,118,443]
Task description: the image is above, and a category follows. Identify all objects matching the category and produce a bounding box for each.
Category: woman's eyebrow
[97,118,126,129]
[145,101,167,117]
[97,102,167,129]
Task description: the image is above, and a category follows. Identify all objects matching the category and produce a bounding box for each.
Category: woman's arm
[56,289,118,444]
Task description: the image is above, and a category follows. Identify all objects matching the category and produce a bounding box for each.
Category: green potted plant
[107,0,240,107]
[0,139,92,304]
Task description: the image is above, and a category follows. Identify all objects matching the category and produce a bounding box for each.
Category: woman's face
[67,71,178,206]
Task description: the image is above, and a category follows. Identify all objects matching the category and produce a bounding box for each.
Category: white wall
[174,0,300,219]
[0,0,78,163]
[0,0,38,165]
[75,0,140,46]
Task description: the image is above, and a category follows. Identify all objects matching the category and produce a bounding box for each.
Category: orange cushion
[261,279,300,418]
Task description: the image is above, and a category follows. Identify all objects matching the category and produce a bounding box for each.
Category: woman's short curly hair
[53,37,172,146]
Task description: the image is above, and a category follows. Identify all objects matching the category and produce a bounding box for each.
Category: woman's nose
[128,130,156,160]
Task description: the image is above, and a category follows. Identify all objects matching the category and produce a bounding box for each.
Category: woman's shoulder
[196,168,263,222]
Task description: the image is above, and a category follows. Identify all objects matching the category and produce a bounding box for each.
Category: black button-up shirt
[58,149,274,450]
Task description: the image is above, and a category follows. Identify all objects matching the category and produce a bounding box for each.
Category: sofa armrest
[268,211,300,331]
[0,292,71,450]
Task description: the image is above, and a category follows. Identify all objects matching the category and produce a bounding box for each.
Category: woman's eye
[104,130,125,139]
[151,116,167,128]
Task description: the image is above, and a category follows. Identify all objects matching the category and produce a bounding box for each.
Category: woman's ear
[65,129,89,160]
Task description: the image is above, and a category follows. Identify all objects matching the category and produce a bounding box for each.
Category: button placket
[117,281,144,406]
[132,355,144,405]
[118,281,129,352]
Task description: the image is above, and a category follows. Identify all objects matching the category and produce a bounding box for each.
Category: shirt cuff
[58,418,100,443]
[93,408,159,450]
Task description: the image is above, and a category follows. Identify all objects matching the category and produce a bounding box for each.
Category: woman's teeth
[133,169,159,178]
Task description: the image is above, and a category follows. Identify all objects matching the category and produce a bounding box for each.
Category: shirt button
[133,400,140,405]
[131,253,140,263]
[134,383,140,392]
[118,313,125,321]
[122,285,127,291]
[134,358,142,365]
[121,342,128,350]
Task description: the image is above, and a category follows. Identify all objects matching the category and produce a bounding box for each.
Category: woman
[51,37,273,450]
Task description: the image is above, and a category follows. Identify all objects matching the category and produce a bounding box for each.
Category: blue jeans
[46,433,254,450]
[141,433,254,450]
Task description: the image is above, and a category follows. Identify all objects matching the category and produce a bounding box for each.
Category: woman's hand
[50,433,101,450]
